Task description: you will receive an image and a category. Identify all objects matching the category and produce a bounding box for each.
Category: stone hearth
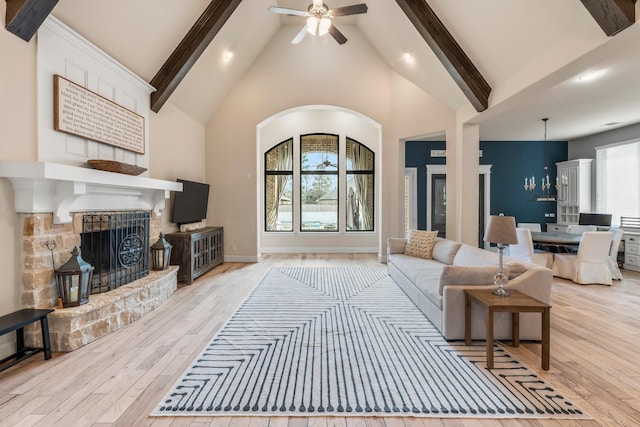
[27,267,177,352]
[21,212,177,352]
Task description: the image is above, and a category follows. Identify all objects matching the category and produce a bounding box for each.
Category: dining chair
[517,223,542,232]
[508,228,553,268]
[552,231,613,285]
[608,228,624,280]
[565,224,598,234]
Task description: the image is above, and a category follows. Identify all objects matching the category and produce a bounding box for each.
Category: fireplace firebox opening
[80,211,150,294]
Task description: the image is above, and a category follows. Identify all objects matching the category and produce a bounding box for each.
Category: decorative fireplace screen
[80,211,150,294]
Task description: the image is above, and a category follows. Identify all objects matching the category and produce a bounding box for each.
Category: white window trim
[404,168,417,236]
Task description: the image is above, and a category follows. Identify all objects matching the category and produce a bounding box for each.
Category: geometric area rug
[152,267,589,419]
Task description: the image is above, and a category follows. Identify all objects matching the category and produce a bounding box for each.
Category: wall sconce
[55,246,94,308]
[151,233,172,271]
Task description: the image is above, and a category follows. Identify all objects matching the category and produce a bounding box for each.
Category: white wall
[149,102,206,232]
[206,26,454,260]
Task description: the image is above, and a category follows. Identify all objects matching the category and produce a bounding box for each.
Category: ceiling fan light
[318,17,331,36]
[306,16,319,35]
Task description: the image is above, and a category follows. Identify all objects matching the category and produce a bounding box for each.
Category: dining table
[531,231,582,251]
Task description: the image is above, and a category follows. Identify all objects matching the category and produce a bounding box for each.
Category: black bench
[0,309,54,373]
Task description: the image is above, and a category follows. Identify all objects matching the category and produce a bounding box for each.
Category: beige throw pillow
[404,230,438,259]
[431,238,462,265]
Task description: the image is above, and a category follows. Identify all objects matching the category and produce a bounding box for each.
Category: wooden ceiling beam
[580,0,636,36]
[150,0,243,113]
[395,0,491,112]
[5,0,59,42]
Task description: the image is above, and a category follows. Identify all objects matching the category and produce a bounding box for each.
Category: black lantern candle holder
[151,232,172,270]
[55,246,94,308]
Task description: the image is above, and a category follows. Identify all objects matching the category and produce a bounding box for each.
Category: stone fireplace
[1,161,183,352]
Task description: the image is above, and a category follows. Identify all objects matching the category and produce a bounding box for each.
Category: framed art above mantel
[53,74,145,154]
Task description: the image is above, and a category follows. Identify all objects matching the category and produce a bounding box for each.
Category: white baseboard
[260,246,378,254]
[224,255,260,263]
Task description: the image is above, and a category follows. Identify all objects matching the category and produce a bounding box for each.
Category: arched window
[264,139,293,231]
[263,135,375,233]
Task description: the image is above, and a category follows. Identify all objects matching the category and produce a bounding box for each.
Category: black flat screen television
[578,213,612,227]
[171,179,210,226]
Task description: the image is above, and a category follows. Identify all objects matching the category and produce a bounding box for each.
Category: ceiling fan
[317,159,338,169]
[268,0,368,45]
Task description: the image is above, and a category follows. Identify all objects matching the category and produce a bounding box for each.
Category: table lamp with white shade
[483,214,519,296]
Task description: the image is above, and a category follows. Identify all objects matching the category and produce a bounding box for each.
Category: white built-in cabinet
[555,159,592,226]
[623,233,640,272]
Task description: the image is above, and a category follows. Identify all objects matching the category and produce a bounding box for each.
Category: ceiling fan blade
[328,25,347,45]
[291,25,308,44]
[268,6,307,17]
[330,4,368,17]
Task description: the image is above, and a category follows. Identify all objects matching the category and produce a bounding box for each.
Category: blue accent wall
[405,140,568,230]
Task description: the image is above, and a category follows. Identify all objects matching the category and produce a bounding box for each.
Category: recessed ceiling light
[223,51,234,61]
[403,52,414,62]
[603,122,621,126]
[578,70,604,82]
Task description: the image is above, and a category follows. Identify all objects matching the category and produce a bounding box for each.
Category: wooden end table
[464,289,551,370]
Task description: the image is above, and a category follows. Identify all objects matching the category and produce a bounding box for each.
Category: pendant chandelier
[523,118,558,202]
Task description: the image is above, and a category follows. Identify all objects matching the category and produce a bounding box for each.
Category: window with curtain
[264,134,376,233]
[301,134,339,231]
[596,139,640,226]
[265,139,293,231]
[346,138,374,231]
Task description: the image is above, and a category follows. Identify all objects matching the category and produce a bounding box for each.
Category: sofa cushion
[453,245,498,266]
[432,238,462,265]
[387,238,407,255]
[405,230,438,259]
[439,265,505,295]
[415,273,444,308]
[390,255,444,307]
[390,254,444,284]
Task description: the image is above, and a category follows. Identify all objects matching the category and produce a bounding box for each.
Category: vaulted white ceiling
[50,0,640,141]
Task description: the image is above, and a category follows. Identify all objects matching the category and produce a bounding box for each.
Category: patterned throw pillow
[404,230,439,259]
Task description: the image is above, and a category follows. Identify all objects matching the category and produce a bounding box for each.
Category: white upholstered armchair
[508,228,553,269]
[552,231,613,285]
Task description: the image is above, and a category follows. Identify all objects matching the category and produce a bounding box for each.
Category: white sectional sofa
[387,236,553,341]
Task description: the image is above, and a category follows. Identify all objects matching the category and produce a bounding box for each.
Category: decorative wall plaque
[54,74,145,154]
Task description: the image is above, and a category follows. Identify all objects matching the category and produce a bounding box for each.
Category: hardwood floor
[2,254,640,427]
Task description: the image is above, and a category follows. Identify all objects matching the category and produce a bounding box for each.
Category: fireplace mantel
[0,161,182,224]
